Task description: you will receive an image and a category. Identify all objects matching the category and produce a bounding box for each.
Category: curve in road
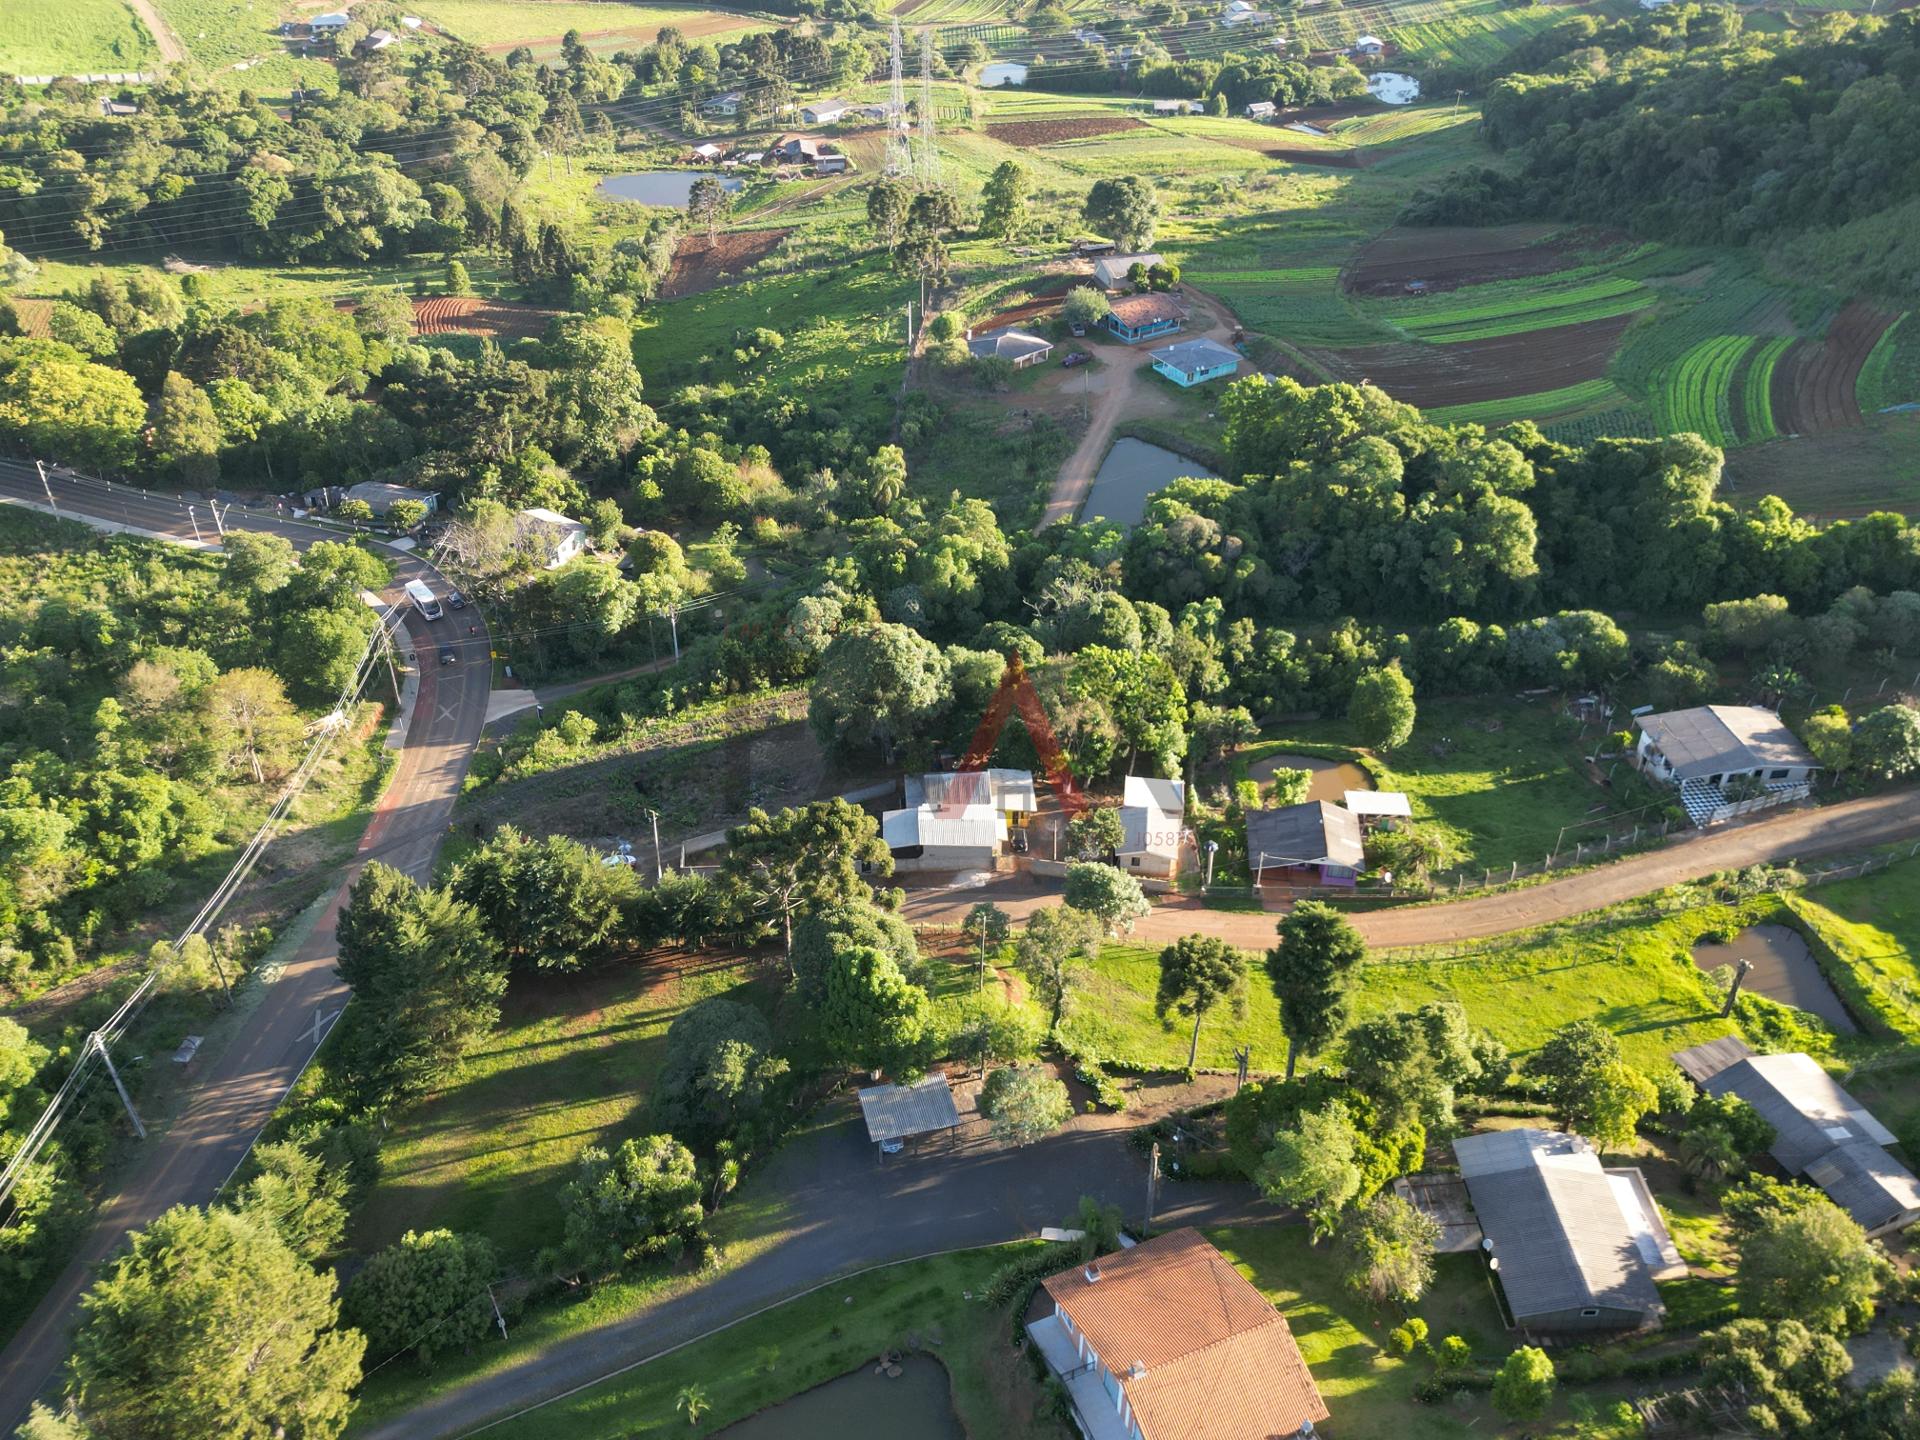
[0,463,492,1433]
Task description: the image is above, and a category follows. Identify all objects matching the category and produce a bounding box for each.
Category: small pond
[595,171,745,206]
[1691,923,1857,1034]
[1080,438,1218,528]
[714,1355,965,1439]
[980,61,1028,86]
[1368,71,1421,105]
[1248,751,1372,804]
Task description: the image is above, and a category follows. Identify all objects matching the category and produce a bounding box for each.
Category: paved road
[898,785,1920,950]
[361,1076,1273,1440]
[0,463,492,1433]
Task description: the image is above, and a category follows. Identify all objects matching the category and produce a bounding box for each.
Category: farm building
[309,11,350,31]
[1453,1129,1684,1335]
[343,482,436,518]
[1343,789,1411,830]
[1103,294,1185,343]
[814,154,851,175]
[967,328,1054,368]
[1117,775,1186,877]
[357,28,399,52]
[768,134,825,163]
[1151,99,1200,115]
[1352,33,1385,54]
[1149,336,1243,387]
[1245,100,1277,119]
[1633,704,1820,825]
[700,90,745,117]
[515,508,588,569]
[883,768,1035,871]
[857,1073,961,1158]
[1673,1039,1920,1236]
[1093,252,1165,289]
[801,98,856,124]
[1222,0,1270,25]
[1028,1228,1329,1440]
[1246,801,1362,886]
[690,142,726,161]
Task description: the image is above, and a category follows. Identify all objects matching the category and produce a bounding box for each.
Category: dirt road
[125,0,186,64]
[1038,289,1243,529]
[900,786,1920,949]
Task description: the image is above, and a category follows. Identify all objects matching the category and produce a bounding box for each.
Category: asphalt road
[0,463,493,1432]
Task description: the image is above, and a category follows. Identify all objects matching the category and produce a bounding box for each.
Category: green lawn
[1784,858,1920,1042]
[0,0,156,74]
[417,0,759,49]
[1210,1227,1507,1438]
[349,957,774,1262]
[1239,696,1651,876]
[354,1243,1064,1440]
[152,0,340,99]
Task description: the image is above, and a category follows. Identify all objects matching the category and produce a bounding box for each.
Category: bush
[343,1229,499,1368]
[1435,1334,1473,1371]
[1388,1317,1429,1357]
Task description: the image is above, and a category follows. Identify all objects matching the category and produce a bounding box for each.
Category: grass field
[1784,858,1920,1043]
[349,956,772,1262]
[417,0,760,49]
[0,0,156,74]
[1722,411,1920,518]
[151,0,340,98]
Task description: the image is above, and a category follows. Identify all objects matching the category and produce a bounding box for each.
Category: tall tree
[1155,934,1249,1070]
[1082,175,1160,251]
[1063,862,1151,936]
[1522,1019,1624,1133]
[807,623,951,757]
[343,1229,498,1370]
[865,177,913,247]
[231,1142,347,1263]
[686,175,733,243]
[1736,1195,1889,1334]
[65,1205,364,1440]
[201,668,303,784]
[719,800,891,961]
[1348,663,1416,751]
[1336,1192,1438,1305]
[979,160,1032,239]
[1267,900,1365,1080]
[1017,904,1101,1029]
[979,1064,1071,1145]
[448,827,639,973]
[963,901,1010,991]
[555,1134,705,1276]
[333,862,506,1106]
[818,942,931,1076]
[1254,1101,1362,1240]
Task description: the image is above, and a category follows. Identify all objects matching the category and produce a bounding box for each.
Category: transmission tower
[918,28,940,185]
[886,20,912,176]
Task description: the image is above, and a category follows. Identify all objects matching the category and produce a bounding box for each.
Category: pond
[1080,438,1218,528]
[1692,923,1857,1034]
[1248,752,1372,804]
[714,1355,965,1439]
[979,61,1028,86]
[1368,72,1421,105]
[595,171,745,206]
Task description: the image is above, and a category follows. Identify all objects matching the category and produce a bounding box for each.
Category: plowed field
[984,115,1146,147]
[1313,311,1636,409]
[661,228,792,299]
[6,299,51,338]
[1344,224,1595,296]
[412,296,558,340]
[1771,300,1900,436]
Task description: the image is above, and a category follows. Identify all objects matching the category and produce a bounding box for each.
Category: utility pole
[1205,839,1219,888]
[186,505,204,543]
[1145,1142,1160,1229]
[646,808,663,882]
[486,1285,508,1341]
[91,1033,146,1140]
[380,626,403,707]
[210,500,227,538]
[667,605,680,661]
[1453,88,1465,114]
[34,460,59,518]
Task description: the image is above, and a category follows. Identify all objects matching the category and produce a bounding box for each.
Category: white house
[1352,33,1385,54]
[309,11,350,31]
[884,769,1035,871]
[515,507,588,568]
[1117,775,1186,877]
[1244,100,1277,120]
[1222,0,1268,24]
[1634,704,1821,826]
[357,27,398,51]
[1093,252,1165,289]
[690,141,727,161]
[800,97,855,125]
[700,90,745,117]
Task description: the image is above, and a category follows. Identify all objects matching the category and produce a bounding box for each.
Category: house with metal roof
[1103,294,1185,343]
[1455,1128,1684,1334]
[1149,336,1243,387]
[884,769,1034,870]
[343,481,437,517]
[1634,704,1821,826]
[1093,252,1164,288]
[1672,1038,1920,1236]
[1117,775,1185,877]
[966,327,1054,368]
[1245,99,1278,119]
[1027,1228,1328,1440]
[1343,789,1412,829]
[515,507,587,568]
[800,97,856,124]
[1247,800,1362,887]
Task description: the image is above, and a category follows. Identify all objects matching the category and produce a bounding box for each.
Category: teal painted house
[1148,336,1243,387]
[1103,293,1185,343]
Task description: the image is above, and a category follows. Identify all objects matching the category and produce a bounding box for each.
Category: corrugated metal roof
[1343,789,1411,818]
[1637,705,1818,779]
[857,1073,960,1143]
[1245,801,1363,869]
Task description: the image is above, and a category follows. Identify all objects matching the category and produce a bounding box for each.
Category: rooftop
[967,328,1053,362]
[1246,800,1363,869]
[1148,337,1243,375]
[1042,1229,1328,1440]
[1454,1128,1679,1323]
[1107,293,1186,328]
[856,1073,960,1143]
[1637,705,1819,779]
[1344,789,1412,818]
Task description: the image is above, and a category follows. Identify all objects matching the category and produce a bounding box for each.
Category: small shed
[1343,789,1411,830]
[858,1073,962,1156]
[1245,100,1277,119]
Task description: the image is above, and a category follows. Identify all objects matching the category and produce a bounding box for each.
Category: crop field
[1854,312,1918,414]
[1724,411,1920,519]
[1314,311,1638,410]
[983,115,1146,147]
[1374,270,1655,344]
[412,296,559,340]
[1738,336,1792,443]
[1651,333,1754,448]
[1195,262,1392,348]
[1772,300,1900,435]
[417,0,759,51]
[0,0,157,74]
[1379,0,1566,67]
[1539,403,1657,446]
[1427,377,1628,427]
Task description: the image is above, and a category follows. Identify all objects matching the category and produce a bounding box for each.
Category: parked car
[1062,351,1092,368]
[446,589,467,610]
[1069,321,1087,337]
[438,645,458,666]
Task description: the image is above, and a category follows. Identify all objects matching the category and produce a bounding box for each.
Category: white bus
[404,579,444,620]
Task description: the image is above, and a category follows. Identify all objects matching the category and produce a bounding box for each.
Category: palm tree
[676,1383,709,1427]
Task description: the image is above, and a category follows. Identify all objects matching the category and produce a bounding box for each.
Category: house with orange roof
[1026,1228,1329,1440]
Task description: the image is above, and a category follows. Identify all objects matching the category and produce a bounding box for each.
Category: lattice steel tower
[918,28,940,184]
[886,20,912,176]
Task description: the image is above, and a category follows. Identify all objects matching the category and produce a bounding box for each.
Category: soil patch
[1771,299,1899,435]
[1344,224,1603,297]
[1311,310,1635,408]
[661,228,791,299]
[1723,411,1920,520]
[412,295,559,341]
[7,298,52,339]
[984,115,1146,148]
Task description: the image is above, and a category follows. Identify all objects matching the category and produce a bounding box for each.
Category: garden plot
[412,295,559,340]
[983,115,1146,147]
[1772,300,1903,435]
[1343,223,1585,296]
[1312,311,1638,411]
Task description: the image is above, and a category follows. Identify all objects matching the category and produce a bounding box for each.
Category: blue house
[1149,336,1243,387]
[1103,293,1184,343]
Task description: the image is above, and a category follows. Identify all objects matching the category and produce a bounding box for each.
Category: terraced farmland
[1651,334,1754,447]
[1192,266,1390,347]
[1382,273,1655,344]
[1428,378,1627,428]
[1738,337,1793,444]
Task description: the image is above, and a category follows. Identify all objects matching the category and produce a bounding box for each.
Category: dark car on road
[439,645,458,666]
[1062,351,1091,368]
[447,589,467,609]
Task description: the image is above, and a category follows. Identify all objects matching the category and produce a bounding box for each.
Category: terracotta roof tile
[1107,293,1186,326]
[1043,1229,1328,1440]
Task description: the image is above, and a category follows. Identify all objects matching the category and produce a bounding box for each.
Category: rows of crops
[1856,313,1918,414]
[1540,404,1657,446]
[1384,6,1562,67]
[1610,260,1797,398]
[1191,264,1390,347]
[1739,337,1793,443]
[1389,276,1655,344]
[1651,334,1754,447]
[1428,379,1626,427]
